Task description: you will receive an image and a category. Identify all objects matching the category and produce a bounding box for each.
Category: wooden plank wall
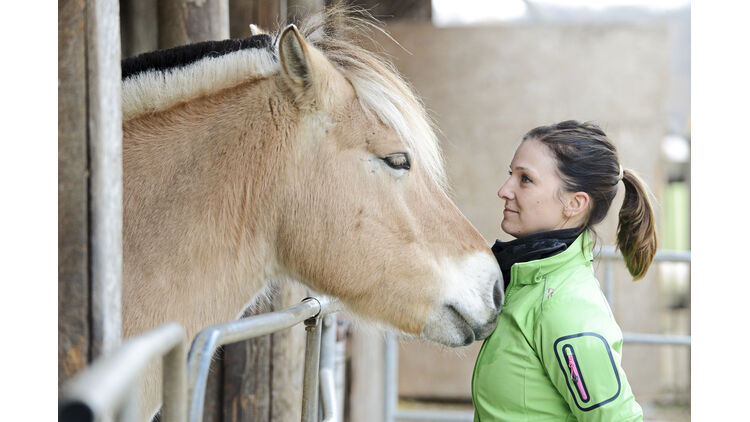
[58,0,91,388]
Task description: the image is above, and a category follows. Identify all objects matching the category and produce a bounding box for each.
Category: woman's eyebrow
[511,165,532,173]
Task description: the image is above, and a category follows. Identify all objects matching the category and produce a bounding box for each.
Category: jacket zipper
[563,344,589,402]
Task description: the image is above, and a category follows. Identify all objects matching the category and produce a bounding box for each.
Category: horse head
[271,24,503,346]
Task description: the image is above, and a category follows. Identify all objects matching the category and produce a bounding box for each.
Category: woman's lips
[503,208,518,215]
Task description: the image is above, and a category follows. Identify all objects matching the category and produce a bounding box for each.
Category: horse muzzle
[421,276,505,347]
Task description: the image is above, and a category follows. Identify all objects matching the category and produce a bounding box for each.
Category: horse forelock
[121,5,446,186]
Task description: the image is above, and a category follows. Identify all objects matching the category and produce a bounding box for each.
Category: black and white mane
[121,34,274,80]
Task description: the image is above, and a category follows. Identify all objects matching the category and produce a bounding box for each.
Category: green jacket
[472,231,643,421]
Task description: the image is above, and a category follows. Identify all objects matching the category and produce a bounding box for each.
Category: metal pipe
[334,322,348,421]
[623,332,691,346]
[118,388,139,422]
[604,259,614,308]
[162,334,188,422]
[383,331,398,422]
[59,323,187,422]
[394,410,474,421]
[186,296,341,422]
[320,313,338,422]
[597,247,691,263]
[301,314,322,422]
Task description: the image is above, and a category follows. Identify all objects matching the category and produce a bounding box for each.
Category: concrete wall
[369,22,671,403]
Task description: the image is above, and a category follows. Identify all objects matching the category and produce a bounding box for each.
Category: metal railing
[59,323,187,422]
[59,296,342,422]
[383,248,691,422]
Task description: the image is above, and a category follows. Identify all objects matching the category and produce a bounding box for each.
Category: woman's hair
[523,120,657,280]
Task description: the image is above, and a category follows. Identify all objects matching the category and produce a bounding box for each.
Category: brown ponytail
[616,169,657,280]
[525,120,658,281]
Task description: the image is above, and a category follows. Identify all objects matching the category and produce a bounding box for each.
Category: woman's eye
[521,175,532,183]
[383,153,410,170]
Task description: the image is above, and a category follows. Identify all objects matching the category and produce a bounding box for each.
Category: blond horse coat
[122,9,503,419]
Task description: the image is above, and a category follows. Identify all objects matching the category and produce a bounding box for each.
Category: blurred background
[115,0,691,420]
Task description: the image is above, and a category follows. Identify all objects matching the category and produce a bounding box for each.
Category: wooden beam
[58,0,90,388]
[222,303,273,421]
[229,0,284,38]
[336,0,431,21]
[86,0,123,361]
[120,0,159,58]
[59,0,123,387]
[158,0,230,48]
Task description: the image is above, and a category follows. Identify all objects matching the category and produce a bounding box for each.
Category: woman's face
[497,139,574,238]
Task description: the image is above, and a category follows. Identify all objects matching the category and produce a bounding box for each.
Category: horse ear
[279,24,313,94]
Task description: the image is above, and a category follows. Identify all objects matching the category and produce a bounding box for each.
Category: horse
[121,7,503,420]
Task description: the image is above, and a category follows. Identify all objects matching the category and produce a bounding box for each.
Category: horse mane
[121,35,274,80]
[121,5,446,186]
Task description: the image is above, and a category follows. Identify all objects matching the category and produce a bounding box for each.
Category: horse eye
[383,153,410,170]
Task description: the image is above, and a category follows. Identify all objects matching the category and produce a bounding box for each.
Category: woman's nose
[498,181,512,200]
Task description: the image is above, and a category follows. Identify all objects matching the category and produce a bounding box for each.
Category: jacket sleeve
[533,295,643,422]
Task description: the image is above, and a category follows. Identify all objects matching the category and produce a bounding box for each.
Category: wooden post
[120,0,159,58]
[86,0,124,362]
[269,285,308,422]
[158,0,230,49]
[59,0,91,388]
[229,0,285,38]
[58,0,123,386]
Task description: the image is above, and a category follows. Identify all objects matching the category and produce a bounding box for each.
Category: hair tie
[618,165,624,182]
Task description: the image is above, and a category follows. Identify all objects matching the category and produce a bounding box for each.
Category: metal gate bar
[599,247,691,308]
[60,296,342,422]
[319,313,339,422]
[59,322,187,422]
[623,332,691,346]
[187,296,341,422]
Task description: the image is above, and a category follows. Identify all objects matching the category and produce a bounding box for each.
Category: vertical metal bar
[117,387,139,422]
[334,321,348,421]
[162,337,187,422]
[604,259,615,309]
[87,0,123,359]
[383,331,398,422]
[301,315,322,422]
[320,313,338,422]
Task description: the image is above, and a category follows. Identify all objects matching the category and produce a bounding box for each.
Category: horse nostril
[493,279,505,309]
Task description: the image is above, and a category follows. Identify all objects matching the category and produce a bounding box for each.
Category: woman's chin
[500,223,524,239]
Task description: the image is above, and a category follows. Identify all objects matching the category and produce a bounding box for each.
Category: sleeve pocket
[553,332,621,412]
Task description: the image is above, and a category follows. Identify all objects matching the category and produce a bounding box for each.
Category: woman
[472,120,656,421]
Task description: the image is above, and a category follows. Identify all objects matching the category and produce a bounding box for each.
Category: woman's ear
[563,191,590,218]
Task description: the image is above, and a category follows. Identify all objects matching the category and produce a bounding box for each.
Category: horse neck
[122,78,293,340]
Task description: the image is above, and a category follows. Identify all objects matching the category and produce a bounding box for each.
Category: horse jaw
[420,252,504,346]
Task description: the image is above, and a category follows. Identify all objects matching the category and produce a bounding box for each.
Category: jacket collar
[510,230,593,285]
